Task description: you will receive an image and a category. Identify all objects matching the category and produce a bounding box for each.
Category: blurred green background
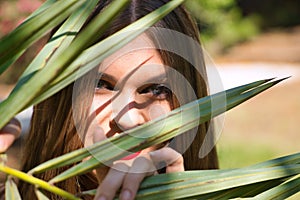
[185,0,300,170]
[0,0,300,177]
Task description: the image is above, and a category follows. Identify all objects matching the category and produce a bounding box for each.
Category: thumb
[0,118,21,153]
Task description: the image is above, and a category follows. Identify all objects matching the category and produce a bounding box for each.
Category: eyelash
[96,79,115,91]
[95,80,172,100]
[139,84,172,100]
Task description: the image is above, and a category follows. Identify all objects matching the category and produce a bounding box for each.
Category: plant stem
[0,165,80,200]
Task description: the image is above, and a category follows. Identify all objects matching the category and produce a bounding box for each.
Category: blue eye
[140,84,172,99]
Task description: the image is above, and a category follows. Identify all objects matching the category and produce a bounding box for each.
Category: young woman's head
[20,1,218,199]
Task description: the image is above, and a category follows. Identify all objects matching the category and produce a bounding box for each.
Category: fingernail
[120,189,132,200]
[149,151,156,157]
[0,139,6,153]
[97,195,107,200]
[93,126,105,143]
[149,150,161,158]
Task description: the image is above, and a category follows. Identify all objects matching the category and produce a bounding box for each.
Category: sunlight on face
[85,35,172,148]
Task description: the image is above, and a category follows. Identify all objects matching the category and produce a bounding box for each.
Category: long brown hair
[19,1,218,199]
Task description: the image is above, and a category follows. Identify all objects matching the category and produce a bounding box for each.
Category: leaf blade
[0,0,130,129]
[5,177,21,200]
[0,0,86,73]
[11,0,99,94]
[48,78,285,183]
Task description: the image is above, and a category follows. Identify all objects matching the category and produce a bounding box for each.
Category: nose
[114,103,146,131]
[110,94,147,131]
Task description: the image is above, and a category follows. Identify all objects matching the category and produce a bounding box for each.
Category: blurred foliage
[0,0,261,85]
[0,0,42,37]
[185,0,260,54]
[237,0,300,28]
[0,0,44,84]
[1,0,299,84]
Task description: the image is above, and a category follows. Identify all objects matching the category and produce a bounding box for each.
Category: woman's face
[85,35,172,153]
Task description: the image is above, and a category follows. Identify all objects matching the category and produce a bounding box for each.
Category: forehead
[100,34,159,70]
[99,34,167,83]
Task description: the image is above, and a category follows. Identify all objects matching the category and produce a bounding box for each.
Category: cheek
[89,96,112,139]
[91,94,111,114]
[147,101,171,120]
[84,123,106,147]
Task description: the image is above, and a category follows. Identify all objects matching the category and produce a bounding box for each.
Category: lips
[121,151,141,160]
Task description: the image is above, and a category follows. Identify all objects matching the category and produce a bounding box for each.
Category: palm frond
[0,0,86,73]
[0,0,298,199]
[26,78,285,183]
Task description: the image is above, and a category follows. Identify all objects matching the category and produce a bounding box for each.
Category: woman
[2,0,219,199]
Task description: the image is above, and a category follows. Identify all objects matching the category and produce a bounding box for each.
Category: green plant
[0,0,43,84]
[184,0,260,53]
[0,0,299,199]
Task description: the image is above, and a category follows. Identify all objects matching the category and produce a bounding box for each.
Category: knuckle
[112,162,130,172]
[177,154,184,164]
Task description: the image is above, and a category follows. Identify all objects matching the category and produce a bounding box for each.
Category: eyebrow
[97,73,117,83]
[98,56,167,85]
[98,72,167,84]
[143,74,168,83]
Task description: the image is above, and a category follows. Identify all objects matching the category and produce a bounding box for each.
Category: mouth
[121,151,141,160]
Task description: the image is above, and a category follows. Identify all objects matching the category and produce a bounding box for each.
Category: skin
[90,36,184,200]
[0,35,184,200]
[0,118,21,153]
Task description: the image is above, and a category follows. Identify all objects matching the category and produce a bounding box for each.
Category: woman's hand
[94,147,184,200]
[0,118,21,152]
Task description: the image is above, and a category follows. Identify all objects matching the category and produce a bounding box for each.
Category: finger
[149,147,184,173]
[95,162,129,200]
[0,118,21,137]
[92,125,106,144]
[0,118,21,152]
[120,156,155,200]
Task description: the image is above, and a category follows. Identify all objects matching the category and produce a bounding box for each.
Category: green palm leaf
[0,165,79,200]
[0,0,298,199]
[135,165,300,200]
[5,177,21,200]
[35,189,50,200]
[0,0,86,73]
[26,78,285,183]
[78,153,300,199]
[253,175,300,200]
[28,78,273,175]
[0,0,184,129]
[0,0,130,128]
[11,0,99,94]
